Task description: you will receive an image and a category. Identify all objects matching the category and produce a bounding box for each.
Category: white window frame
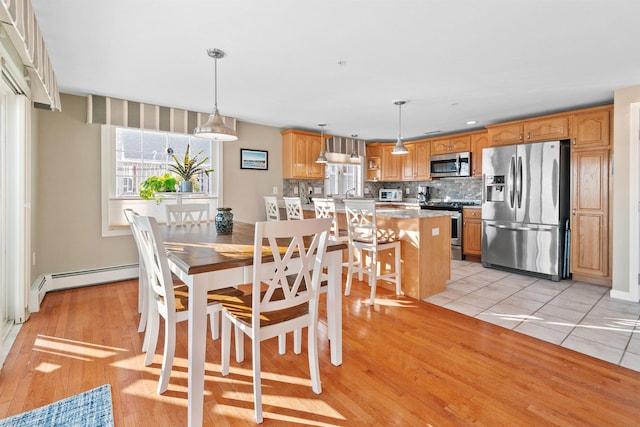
[324,161,364,198]
[101,125,224,237]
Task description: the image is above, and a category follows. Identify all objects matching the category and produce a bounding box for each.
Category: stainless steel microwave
[430,152,471,178]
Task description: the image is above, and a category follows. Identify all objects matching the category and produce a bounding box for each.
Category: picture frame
[240,148,268,170]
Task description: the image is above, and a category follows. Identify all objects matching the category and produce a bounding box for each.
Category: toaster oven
[379,189,403,202]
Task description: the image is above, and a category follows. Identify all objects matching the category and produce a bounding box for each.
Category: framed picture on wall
[240,149,268,170]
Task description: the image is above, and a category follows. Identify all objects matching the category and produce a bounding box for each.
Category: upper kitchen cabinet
[412,140,431,180]
[431,135,471,154]
[470,131,488,178]
[524,116,570,142]
[366,143,382,181]
[282,129,326,179]
[570,107,611,148]
[487,114,569,146]
[381,144,402,181]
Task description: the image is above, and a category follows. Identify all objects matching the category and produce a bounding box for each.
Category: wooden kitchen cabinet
[487,122,523,146]
[413,140,431,180]
[570,108,610,148]
[281,129,326,179]
[523,116,570,142]
[432,135,471,154]
[462,207,482,258]
[381,144,402,181]
[366,143,382,181]
[570,148,610,284]
[470,131,488,178]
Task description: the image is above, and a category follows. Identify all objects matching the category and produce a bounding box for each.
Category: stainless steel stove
[420,200,480,259]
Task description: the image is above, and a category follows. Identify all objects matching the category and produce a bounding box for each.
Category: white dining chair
[263,196,280,221]
[283,196,304,220]
[220,217,332,423]
[165,203,209,226]
[123,208,149,335]
[131,212,242,394]
[343,199,402,305]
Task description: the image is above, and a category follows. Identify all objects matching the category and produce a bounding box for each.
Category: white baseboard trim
[29,264,138,313]
[609,289,640,303]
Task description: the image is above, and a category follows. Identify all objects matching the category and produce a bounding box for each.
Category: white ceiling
[30,0,640,141]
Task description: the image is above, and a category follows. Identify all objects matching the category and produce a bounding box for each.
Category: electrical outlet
[314,187,322,194]
[364,187,369,194]
[432,228,440,236]
[272,186,278,195]
[293,187,298,195]
[405,188,410,195]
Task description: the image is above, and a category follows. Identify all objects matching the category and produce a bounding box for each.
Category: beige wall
[34,93,283,276]
[612,85,640,298]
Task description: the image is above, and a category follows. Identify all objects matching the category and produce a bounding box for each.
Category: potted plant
[139,173,178,203]
[168,144,214,192]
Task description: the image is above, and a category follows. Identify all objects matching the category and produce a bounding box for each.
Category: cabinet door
[524,116,570,142]
[414,141,431,180]
[381,144,402,181]
[306,134,325,179]
[571,109,610,148]
[401,143,415,180]
[470,132,488,178]
[488,123,523,146]
[291,134,309,178]
[570,149,609,279]
[431,139,451,155]
[449,135,471,153]
[463,218,482,256]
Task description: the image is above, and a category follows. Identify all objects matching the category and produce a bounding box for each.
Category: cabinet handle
[527,132,531,140]
[573,138,577,145]
[519,134,523,140]
[572,208,576,216]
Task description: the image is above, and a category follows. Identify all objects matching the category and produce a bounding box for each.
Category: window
[324,162,363,197]
[101,126,222,236]
[114,128,216,197]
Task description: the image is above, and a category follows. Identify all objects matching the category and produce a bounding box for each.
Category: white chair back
[344,199,379,245]
[283,196,304,220]
[313,198,342,241]
[264,196,280,221]
[166,203,209,226]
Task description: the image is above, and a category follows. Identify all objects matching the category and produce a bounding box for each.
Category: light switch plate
[432,228,440,236]
[272,186,278,195]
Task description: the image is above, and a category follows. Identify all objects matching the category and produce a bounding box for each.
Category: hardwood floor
[2,278,640,426]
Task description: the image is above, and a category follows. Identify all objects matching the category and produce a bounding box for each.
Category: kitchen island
[305,204,452,300]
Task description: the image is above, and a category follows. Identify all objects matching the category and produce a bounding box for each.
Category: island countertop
[302,204,453,219]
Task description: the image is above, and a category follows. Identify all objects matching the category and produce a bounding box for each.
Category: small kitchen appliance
[379,188,403,202]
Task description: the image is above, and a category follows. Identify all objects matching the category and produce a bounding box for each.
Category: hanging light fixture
[315,123,328,163]
[391,99,408,155]
[350,134,360,159]
[194,48,238,141]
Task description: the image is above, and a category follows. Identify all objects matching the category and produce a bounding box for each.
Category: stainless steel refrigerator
[481,140,570,281]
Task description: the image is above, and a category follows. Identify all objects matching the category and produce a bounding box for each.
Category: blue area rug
[0,384,114,427]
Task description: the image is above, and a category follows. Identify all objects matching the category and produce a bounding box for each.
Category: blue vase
[215,208,233,234]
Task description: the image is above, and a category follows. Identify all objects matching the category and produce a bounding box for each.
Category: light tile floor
[424,260,640,372]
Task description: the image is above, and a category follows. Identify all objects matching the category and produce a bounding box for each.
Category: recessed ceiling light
[466,120,477,125]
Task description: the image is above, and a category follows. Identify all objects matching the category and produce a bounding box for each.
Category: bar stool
[343,199,402,305]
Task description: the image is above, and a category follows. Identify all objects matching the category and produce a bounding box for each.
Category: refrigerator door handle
[516,155,523,208]
[509,156,516,208]
[487,223,553,232]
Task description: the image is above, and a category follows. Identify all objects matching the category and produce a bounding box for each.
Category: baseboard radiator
[29,264,138,313]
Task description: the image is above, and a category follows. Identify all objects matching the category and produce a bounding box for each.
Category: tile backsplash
[283,177,482,201]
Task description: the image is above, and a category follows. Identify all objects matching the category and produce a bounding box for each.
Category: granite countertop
[302,203,452,219]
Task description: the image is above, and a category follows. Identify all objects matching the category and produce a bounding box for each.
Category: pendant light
[315,123,328,163]
[391,99,408,155]
[350,134,360,159]
[194,48,238,141]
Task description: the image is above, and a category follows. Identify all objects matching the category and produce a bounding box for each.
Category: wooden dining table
[160,221,346,427]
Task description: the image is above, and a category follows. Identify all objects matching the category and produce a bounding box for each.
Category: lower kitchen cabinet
[463,207,482,258]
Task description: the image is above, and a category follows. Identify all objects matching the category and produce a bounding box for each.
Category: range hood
[325,137,366,163]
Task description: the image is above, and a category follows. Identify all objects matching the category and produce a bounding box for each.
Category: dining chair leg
[235,327,244,363]
[278,334,286,355]
[369,251,378,305]
[144,309,160,366]
[344,249,355,296]
[210,310,220,340]
[294,329,302,354]
[308,320,322,394]
[220,313,232,376]
[252,337,263,424]
[137,276,148,333]
[157,318,176,394]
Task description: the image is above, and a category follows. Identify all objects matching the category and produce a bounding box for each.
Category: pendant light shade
[315,123,328,163]
[391,99,408,155]
[194,48,238,141]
